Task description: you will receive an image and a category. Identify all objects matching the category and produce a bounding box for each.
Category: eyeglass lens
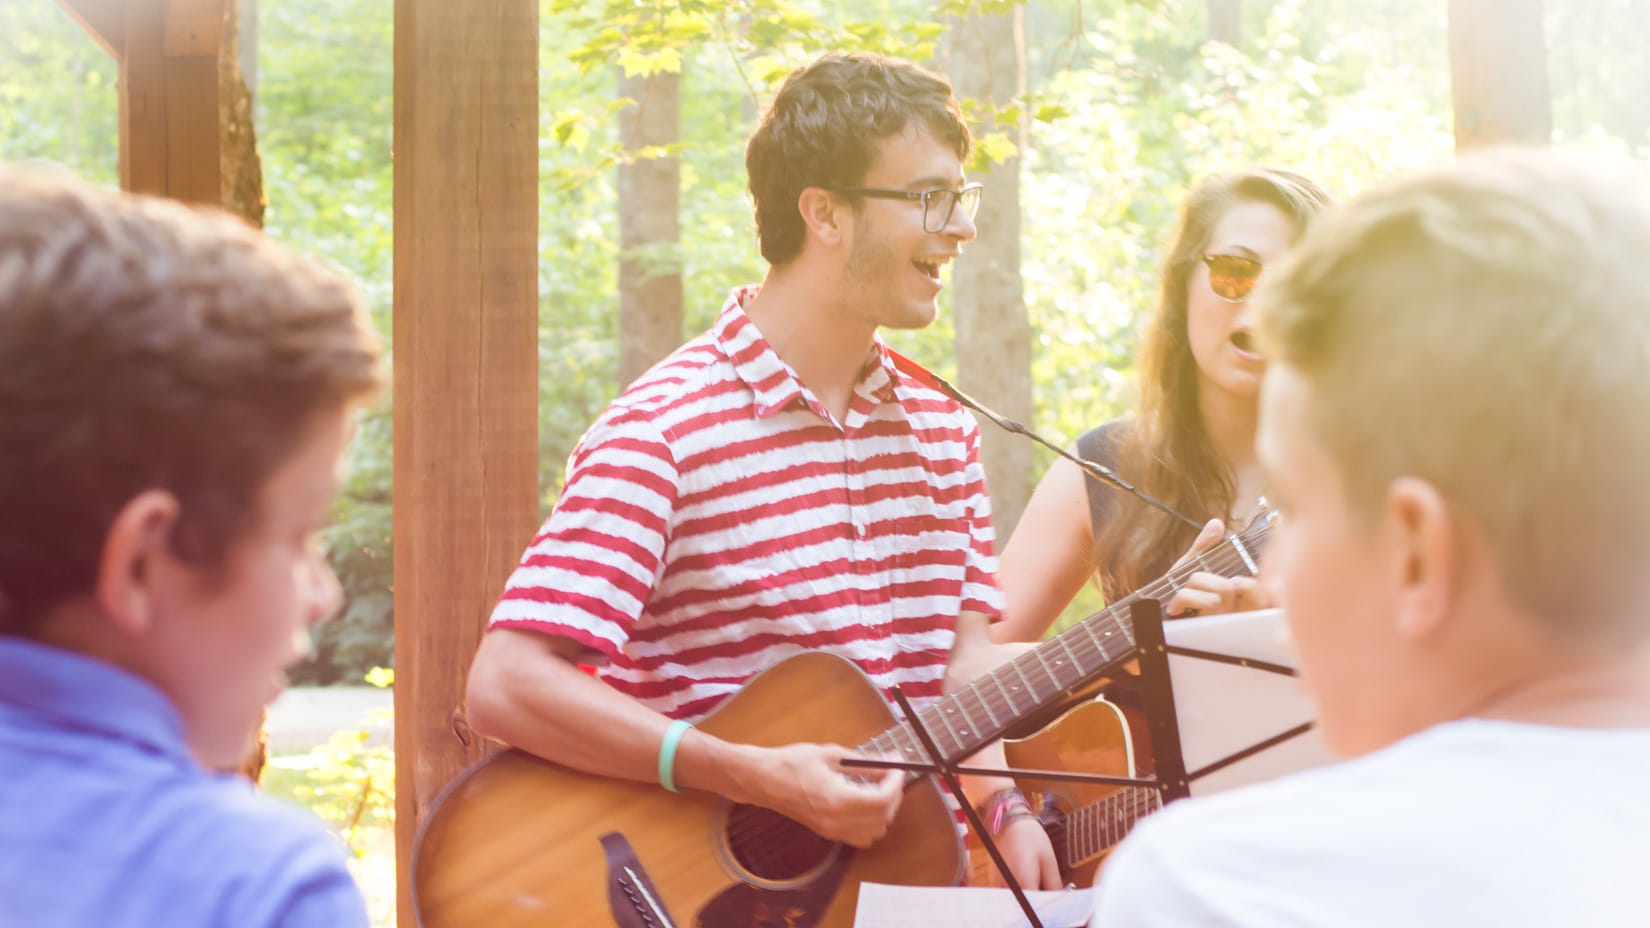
[924,186,983,232]
[1204,254,1262,301]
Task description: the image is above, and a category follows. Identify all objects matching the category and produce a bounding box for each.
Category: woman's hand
[1164,518,1271,617]
[977,814,1062,890]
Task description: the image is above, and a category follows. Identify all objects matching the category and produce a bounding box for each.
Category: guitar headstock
[1224,498,1279,577]
[1244,497,1279,531]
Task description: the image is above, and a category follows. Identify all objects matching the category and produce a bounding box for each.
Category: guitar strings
[1066,786,1161,864]
[717,537,1269,864]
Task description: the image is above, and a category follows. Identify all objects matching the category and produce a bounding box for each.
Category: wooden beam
[392,0,540,924]
[164,0,222,56]
[1448,0,1552,149]
[119,0,226,202]
[56,0,124,59]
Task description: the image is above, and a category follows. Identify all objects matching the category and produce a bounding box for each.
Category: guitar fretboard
[858,515,1273,772]
[1061,787,1162,867]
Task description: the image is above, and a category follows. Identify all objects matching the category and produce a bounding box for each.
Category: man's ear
[95,489,182,636]
[1386,476,1457,643]
[796,187,847,248]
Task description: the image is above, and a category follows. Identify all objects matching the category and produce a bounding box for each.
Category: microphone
[886,347,1204,531]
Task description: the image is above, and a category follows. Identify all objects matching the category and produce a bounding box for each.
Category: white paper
[1161,608,1336,794]
[853,882,1095,928]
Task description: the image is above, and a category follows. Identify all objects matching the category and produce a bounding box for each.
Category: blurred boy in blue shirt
[0,167,381,927]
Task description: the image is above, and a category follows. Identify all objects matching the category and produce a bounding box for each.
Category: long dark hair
[1096,167,1332,599]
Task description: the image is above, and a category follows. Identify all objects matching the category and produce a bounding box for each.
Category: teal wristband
[657,719,694,793]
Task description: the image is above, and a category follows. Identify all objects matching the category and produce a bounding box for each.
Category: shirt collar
[859,339,901,406]
[713,286,900,420]
[0,637,194,766]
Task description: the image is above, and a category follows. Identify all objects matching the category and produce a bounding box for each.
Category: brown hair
[0,167,382,635]
[1098,167,1332,598]
[1257,148,1650,644]
[746,51,972,265]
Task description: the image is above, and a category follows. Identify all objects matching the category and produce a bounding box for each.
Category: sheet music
[853,882,1095,928]
[1161,608,1336,794]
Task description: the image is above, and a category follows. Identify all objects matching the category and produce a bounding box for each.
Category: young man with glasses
[1091,148,1650,925]
[464,49,1059,904]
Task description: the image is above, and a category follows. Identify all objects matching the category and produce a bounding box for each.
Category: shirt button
[856,523,867,538]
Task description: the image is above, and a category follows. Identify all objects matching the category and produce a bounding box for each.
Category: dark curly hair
[746,52,972,265]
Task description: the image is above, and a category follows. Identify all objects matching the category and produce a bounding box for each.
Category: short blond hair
[1256,148,1650,644]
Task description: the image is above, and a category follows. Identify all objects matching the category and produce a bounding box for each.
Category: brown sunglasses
[1201,253,1263,302]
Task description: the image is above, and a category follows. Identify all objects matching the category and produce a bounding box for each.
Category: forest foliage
[3,0,1647,676]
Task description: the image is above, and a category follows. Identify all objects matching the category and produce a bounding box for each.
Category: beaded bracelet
[980,787,1033,837]
[994,809,1039,835]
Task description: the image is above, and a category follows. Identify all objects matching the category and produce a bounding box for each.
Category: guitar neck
[857,516,1272,768]
[1057,787,1163,870]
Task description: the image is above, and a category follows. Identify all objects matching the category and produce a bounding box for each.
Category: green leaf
[748,55,792,86]
[1033,103,1071,123]
[976,130,1018,164]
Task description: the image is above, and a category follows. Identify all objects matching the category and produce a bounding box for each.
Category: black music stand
[844,598,1314,928]
[844,600,1173,928]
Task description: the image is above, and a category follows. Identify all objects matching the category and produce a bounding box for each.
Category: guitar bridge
[602,832,679,928]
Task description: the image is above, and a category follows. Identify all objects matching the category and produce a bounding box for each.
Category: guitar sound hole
[721,803,840,886]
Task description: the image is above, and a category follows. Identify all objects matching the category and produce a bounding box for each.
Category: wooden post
[392,0,540,924]
[64,0,269,783]
[118,0,225,202]
[1448,0,1552,149]
[61,0,230,203]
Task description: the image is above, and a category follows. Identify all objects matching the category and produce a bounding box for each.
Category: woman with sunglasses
[993,167,1334,644]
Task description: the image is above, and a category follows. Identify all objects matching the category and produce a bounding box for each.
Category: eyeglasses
[832,183,984,233]
[1201,253,1264,302]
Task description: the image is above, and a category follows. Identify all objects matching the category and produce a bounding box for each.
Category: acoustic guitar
[1000,697,1161,888]
[411,512,1276,928]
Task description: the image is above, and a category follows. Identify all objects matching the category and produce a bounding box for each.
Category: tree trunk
[238,0,258,93]
[1207,0,1242,48]
[221,0,265,230]
[617,69,683,388]
[220,0,268,784]
[948,9,1033,544]
[1448,0,1552,149]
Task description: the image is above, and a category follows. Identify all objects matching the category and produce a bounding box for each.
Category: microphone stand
[885,349,1203,531]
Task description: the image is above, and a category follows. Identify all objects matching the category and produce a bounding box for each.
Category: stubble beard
[843,229,937,332]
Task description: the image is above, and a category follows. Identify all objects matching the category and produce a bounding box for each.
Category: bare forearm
[464,629,764,801]
[464,630,915,848]
[996,458,1100,643]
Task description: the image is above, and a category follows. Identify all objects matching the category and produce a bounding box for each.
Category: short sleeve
[487,407,681,659]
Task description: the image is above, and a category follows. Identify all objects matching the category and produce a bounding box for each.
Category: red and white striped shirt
[489,286,1003,722]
